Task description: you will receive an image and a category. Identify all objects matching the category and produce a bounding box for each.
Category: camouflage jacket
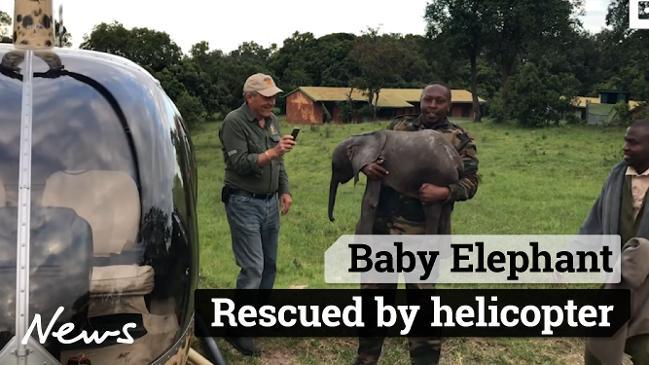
[375,115,479,224]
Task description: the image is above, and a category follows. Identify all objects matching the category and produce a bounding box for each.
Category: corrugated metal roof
[375,92,415,108]
[449,89,486,104]
[572,96,600,108]
[298,87,367,102]
[382,88,422,102]
[288,87,486,107]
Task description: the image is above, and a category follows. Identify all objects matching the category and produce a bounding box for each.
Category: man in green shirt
[219,73,295,355]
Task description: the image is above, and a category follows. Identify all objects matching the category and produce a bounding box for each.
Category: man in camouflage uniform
[354,83,479,365]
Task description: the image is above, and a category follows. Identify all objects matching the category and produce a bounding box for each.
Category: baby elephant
[328,129,463,234]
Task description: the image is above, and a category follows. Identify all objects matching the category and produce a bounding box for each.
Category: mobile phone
[291,128,300,141]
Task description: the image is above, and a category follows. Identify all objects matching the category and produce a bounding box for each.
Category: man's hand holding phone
[291,128,300,141]
[268,128,299,159]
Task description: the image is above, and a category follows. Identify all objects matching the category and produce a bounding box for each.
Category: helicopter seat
[41,170,140,256]
[41,170,154,318]
[90,265,154,295]
[88,264,154,317]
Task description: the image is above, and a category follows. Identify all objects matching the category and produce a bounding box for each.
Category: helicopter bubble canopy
[0,44,198,364]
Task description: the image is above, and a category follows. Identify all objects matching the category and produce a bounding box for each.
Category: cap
[243,73,283,97]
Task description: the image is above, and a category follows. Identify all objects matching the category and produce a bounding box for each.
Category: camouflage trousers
[353,218,441,365]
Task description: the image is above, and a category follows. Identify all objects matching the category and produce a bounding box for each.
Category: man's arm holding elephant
[361,158,389,180]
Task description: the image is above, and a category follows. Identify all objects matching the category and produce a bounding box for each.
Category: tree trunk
[469,50,482,122]
[346,87,354,123]
[501,59,513,92]
[373,89,380,121]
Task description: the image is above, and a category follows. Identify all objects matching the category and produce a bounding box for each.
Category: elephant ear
[348,132,387,185]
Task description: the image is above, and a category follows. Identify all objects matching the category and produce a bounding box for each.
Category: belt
[229,188,277,200]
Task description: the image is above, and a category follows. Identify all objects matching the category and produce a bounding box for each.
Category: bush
[491,61,577,127]
[487,93,508,124]
[612,101,632,126]
[338,101,354,123]
[176,90,207,127]
[358,104,374,122]
[632,103,649,121]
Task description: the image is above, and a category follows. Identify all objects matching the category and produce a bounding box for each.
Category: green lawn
[192,119,625,364]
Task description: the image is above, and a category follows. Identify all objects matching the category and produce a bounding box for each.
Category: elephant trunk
[328,173,339,222]
[329,139,355,222]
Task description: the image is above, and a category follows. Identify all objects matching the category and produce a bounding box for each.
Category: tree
[425,0,491,122]
[425,0,581,122]
[231,41,274,66]
[393,35,432,87]
[348,28,402,120]
[156,66,206,126]
[270,32,319,91]
[0,10,11,43]
[270,31,360,91]
[486,0,583,90]
[189,41,210,63]
[594,2,649,102]
[606,0,630,36]
[313,33,357,86]
[491,59,577,127]
[596,34,649,101]
[80,22,182,73]
[54,5,72,47]
[552,30,601,96]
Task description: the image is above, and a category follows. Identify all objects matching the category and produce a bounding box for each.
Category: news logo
[630,0,649,29]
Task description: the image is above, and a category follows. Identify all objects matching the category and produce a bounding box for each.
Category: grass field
[192,118,625,364]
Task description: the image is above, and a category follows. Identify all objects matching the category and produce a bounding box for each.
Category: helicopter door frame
[0,49,62,365]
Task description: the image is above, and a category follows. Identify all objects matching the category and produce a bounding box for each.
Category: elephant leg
[422,204,442,234]
[356,180,382,234]
[436,204,453,234]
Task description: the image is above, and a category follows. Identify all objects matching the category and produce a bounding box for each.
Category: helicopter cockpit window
[0,49,189,364]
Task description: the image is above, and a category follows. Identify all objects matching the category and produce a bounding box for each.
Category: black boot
[225,337,261,356]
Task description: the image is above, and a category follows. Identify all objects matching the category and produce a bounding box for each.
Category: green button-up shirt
[219,103,290,195]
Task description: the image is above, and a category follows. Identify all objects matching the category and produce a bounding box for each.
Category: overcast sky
[1,0,612,54]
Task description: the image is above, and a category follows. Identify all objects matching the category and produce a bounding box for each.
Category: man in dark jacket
[356,83,479,365]
[581,119,649,364]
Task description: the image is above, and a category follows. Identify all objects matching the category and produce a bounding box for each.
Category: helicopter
[0,0,222,364]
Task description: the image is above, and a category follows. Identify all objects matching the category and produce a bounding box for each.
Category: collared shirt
[625,166,649,219]
[219,103,290,195]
